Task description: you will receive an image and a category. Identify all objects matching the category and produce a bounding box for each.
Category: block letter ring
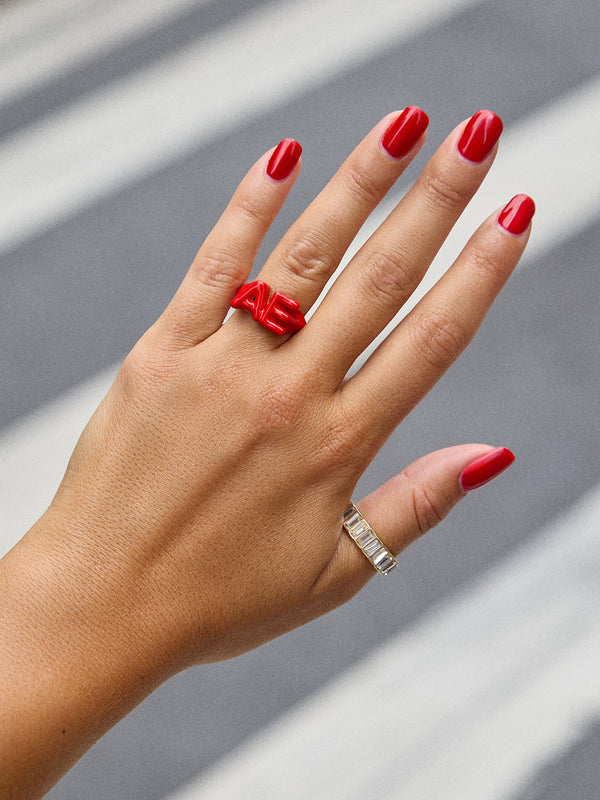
[230,281,306,335]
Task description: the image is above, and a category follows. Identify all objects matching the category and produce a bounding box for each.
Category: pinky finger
[154,139,302,349]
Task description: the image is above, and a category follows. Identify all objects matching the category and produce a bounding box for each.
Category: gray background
[1,0,598,797]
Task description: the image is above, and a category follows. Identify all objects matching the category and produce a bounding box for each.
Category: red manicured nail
[382,106,429,159]
[498,194,536,234]
[267,138,302,181]
[459,447,515,492]
[457,110,503,162]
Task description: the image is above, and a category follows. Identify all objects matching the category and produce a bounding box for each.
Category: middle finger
[256,107,429,313]
[304,110,503,383]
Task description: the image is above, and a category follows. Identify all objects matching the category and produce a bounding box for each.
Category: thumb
[326,444,515,591]
[359,443,515,555]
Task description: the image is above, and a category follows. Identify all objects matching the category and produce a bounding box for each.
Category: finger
[305,110,504,382]
[257,108,429,314]
[344,195,535,451]
[153,139,302,349]
[313,444,515,598]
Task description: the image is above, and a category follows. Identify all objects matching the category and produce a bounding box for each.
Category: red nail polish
[459,447,515,492]
[382,106,429,159]
[267,138,302,181]
[498,194,536,235]
[457,110,503,162]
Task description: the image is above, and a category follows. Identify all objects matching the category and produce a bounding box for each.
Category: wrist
[18,503,175,683]
[0,507,172,798]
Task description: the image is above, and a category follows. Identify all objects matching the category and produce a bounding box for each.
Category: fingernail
[457,110,503,163]
[459,447,515,492]
[498,194,536,235]
[267,139,302,181]
[382,106,429,159]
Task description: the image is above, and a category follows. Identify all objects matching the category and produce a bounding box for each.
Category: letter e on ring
[260,291,306,334]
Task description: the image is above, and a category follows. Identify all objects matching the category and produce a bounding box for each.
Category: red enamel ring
[230,280,306,335]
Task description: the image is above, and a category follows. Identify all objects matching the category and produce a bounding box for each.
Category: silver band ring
[342,503,398,576]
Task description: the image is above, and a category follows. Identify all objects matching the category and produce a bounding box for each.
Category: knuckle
[120,340,153,385]
[363,249,414,305]
[407,477,446,536]
[343,163,386,209]
[192,250,246,292]
[249,372,357,473]
[235,192,274,228]
[279,230,330,284]
[469,245,503,281]
[408,309,465,370]
[420,170,471,213]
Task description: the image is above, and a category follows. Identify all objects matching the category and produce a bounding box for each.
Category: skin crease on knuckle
[277,228,335,285]
[234,189,278,230]
[361,247,417,309]
[419,167,474,214]
[342,160,389,210]
[189,249,248,293]
[467,235,511,287]
[404,472,449,538]
[107,343,182,429]
[407,307,467,372]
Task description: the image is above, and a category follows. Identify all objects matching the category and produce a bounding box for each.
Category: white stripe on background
[1,82,600,551]
[0,0,91,46]
[0,0,212,106]
[0,366,117,553]
[0,0,487,256]
[166,487,600,800]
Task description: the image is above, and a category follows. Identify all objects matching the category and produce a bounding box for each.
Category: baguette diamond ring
[342,503,398,576]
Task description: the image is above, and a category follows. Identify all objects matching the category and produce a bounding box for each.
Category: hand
[45,108,531,667]
[1,107,532,796]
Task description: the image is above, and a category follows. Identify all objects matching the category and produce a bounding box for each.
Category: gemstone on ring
[342,503,398,575]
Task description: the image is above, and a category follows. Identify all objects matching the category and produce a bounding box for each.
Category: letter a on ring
[231,280,306,335]
[231,280,269,318]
